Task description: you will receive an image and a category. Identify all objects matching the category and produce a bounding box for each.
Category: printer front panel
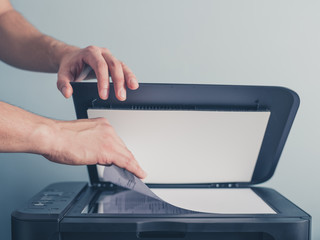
[60,216,310,240]
[61,186,310,240]
[11,183,311,240]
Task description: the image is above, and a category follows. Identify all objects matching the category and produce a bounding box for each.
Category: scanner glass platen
[87,188,275,215]
[88,190,195,215]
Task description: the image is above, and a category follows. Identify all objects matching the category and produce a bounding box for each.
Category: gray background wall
[0,0,319,239]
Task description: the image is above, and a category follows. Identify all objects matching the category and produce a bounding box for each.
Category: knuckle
[96,155,103,165]
[95,117,110,127]
[98,155,112,165]
[104,157,113,165]
[124,157,133,168]
[127,73,135,79]
[101,47,110,54]
[85,45,98,53]
[99,81,109,89]
[109,59,120,69]
[99,117,110,125]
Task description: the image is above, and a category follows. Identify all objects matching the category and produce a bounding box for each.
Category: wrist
[28,118,60,156]
[45,36,79,72]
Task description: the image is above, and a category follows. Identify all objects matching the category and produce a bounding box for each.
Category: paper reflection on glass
[95,189,194,214]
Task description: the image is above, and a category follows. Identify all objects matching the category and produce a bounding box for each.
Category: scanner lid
[71,83,299,187]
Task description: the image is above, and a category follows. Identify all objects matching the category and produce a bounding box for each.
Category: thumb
[57,73,73,98]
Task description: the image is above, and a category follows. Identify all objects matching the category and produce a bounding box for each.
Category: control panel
[12,182,87,221]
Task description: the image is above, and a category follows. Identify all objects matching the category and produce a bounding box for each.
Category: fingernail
[119,89,126,100]
[101,88,108,99]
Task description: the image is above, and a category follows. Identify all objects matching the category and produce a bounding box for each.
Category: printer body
[12,83,311,240]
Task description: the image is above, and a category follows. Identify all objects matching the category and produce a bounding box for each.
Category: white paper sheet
[88,109,270,183]
[151,188,276,214]
[100,165,276,214]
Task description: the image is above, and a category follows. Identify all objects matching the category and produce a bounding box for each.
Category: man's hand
[0,101,146,179]
[57,46,139,101]
[41,117,147,179]
[0,5,139,100]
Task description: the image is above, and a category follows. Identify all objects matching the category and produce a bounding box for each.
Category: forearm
[0,9,78,72]
[0,101,146,178]
[0,101,55,154]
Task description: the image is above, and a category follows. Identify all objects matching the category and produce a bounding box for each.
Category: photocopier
[12,83,311,240]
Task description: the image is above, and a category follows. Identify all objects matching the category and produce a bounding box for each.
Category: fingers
[51,117,147,178]
[101,50,139,100]
[121,61,139,90]
[101,50,126,101]
[58,45,139,101]
[95,118,146,178]
[83,46,110,100]
[110,149,147,179]
[57,71,74,98]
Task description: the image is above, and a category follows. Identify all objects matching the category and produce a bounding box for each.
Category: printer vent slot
[130,105,196,110]
[91,104,267,112]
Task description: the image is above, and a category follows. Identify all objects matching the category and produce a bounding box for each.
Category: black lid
[71,82,299,186]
